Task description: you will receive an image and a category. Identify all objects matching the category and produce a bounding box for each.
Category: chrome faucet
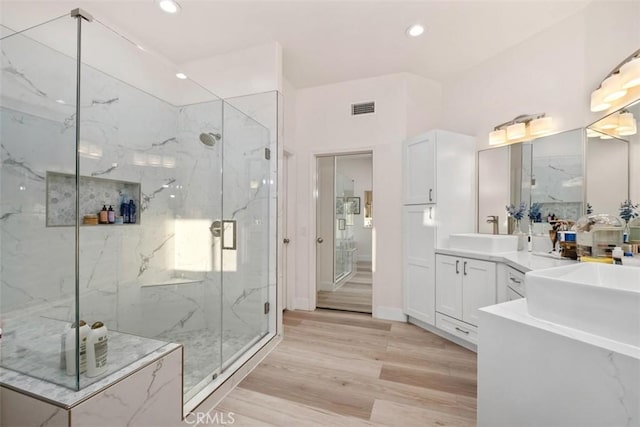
[486,215,499,235]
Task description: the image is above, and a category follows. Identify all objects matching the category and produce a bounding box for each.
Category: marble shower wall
[0,25,225,339]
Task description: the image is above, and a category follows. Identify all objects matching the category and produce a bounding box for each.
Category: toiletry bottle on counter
[107,205,115,223]
[86,321,108,377]
[612,247,623,265]
[128,199,136,224]
[64,320,90,375]
[99,205,108,224]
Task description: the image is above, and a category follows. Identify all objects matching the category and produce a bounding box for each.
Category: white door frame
[308,147,374,311]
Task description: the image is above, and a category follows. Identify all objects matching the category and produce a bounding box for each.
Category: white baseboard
[373,306,407,322]
[294,297,311,311]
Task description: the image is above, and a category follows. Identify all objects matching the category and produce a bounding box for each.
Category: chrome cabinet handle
[463,261,468,275]
[509,277,522,284]
[283,238,290,244]
[455,260,460,274]
[455,327,470,335]
[316,237,324,244]
[429,188,433,202]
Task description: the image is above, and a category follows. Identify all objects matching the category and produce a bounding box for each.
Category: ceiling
[1,1,592,89]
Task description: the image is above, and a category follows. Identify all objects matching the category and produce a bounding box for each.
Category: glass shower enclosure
[0,9,276,408]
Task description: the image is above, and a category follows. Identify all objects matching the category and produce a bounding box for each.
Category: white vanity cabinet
[435,254,497,334]
[402,130,475,327]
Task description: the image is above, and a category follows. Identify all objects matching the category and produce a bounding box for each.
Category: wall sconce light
[589,109,637,138]
[590,48,640,112]
[488,113,553,145]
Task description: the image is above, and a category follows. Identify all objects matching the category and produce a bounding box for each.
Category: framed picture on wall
[347,197,361,215]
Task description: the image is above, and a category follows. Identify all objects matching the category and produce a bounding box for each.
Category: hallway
[317,261,373,313]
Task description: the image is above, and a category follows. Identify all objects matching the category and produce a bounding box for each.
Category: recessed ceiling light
[176,72,187,80]
[406,24,425,37]
[55,99,65,104]
[157,0,181,14]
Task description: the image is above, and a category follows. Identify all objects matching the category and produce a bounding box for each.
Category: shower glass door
[220,102,272,370]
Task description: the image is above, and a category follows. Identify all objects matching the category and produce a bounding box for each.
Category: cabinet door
[435,254,462,319]
[404,137,436,204]
[462,259,497,326]
[403,206,436,324]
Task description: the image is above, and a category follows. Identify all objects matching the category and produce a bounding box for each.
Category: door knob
[283,238,290,244]
[316,237,324,244]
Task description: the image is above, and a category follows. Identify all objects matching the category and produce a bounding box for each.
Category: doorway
[315,153,373,313]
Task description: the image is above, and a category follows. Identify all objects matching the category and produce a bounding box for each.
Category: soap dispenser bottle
[107,205,115,224]
[99,205,108,224]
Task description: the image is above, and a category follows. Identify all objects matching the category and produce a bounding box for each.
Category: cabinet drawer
[436,312,478,345]
[507,267,526,296]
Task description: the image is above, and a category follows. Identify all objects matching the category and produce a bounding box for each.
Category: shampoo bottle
[128,199,136,224]
[107,205,115,223]
[120,194,130,223]
[65,320,90,375]
[86,321,108,377]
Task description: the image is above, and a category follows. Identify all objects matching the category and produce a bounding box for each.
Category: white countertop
[436,248,577,272]
[480,299,640,360]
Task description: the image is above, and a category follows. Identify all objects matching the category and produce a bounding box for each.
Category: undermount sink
[449,233,518,253]
[526,263,640,347]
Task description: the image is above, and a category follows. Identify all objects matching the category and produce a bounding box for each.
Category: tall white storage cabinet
[402,130,475,326]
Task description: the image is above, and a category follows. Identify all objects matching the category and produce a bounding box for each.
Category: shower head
[199,132,221,147]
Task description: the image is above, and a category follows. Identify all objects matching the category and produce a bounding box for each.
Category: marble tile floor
[156,328,260,397]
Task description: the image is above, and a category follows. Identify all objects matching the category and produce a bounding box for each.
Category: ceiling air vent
[351,102,375,116]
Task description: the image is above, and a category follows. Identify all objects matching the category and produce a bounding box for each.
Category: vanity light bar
[590,48,640,112]
[488,113,553,145]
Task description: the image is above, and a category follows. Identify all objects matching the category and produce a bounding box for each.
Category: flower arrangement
[528,203,542,223]
[619,199,639,224]
[506,202,527,221]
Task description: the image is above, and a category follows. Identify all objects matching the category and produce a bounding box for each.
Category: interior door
[316,156,335,292]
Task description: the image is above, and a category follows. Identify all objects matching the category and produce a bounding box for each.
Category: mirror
[586,101,635,217]
[364,190,373,228]
[477,128,586,234]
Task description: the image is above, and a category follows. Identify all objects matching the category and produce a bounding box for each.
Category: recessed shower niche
[46,172,141,226]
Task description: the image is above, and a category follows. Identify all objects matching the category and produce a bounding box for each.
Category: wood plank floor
[317,261,373,313]
[215,309,477,426]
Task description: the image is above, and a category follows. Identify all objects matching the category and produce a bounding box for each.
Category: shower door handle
[316,237,324,244]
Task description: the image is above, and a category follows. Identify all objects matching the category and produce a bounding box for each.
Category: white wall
[336,155,373,261]
[182,42,283,99]
[291,72,442,320]
[441,1,640,177]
